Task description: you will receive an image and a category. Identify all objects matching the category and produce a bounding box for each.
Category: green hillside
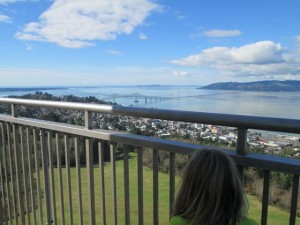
[22,152,298,225]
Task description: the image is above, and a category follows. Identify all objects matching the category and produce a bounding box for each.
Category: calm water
[1,85,300,120]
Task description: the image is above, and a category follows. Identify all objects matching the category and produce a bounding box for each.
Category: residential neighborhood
[90,113,300,158]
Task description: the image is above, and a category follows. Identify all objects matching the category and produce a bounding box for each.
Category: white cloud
[0,14,11,23]
[172,41,283,65]
[107,50,122,55]
[202,29,242,38]
[171,41,300,78]
[170,71,190,76]
[139,32,148,40]
[16,0,159,48]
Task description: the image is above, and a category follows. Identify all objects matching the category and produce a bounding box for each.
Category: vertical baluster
[110,143,117,225]
[137,146,143,225]
[261,170,270,225]
[64,134,73,225]
[0,124,8,225]
[33,129,43,225]
[74,137,83,225]
[289,175,299,225]
[26,127,37,225]
[236,128,248,181]
[98,142,106,225]
[153,149,159,225]
[13,123,25,225]
[8,104,20,224]
[169,152,175,219]
[1,123,12,225]
[86,138,95,225]
[0,123,12,224]
[55,133,65,225]
[7,124,19,225]
[85,111,95,225]
[19,126,30,225]
[47,131,57,225]
[40,130,52,225]
[123,145,130,225]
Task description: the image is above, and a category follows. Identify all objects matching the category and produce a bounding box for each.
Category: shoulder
[170,215,190,225]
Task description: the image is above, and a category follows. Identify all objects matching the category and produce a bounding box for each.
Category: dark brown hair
[172,149,247,225]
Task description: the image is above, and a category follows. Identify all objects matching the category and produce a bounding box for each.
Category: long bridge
[100,92,236,104]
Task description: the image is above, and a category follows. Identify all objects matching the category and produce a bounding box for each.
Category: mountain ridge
[199,80,300,92]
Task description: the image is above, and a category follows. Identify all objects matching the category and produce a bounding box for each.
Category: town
[86,112,300,158]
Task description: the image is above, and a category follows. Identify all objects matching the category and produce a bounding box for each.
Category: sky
[0,0,300,87]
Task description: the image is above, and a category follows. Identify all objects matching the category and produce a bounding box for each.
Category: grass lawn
[14,152,299,225]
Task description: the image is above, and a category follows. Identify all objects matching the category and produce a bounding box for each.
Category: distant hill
[0,87,67,92]
[199,80,300,92]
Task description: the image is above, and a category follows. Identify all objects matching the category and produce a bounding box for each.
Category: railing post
[236,127,248,181]
[261,170,270,225]
[11,104,16,118]
[169,152,175,219]
[85,110,95,225]
[40,130,52,225]
[137,146,143,225]
[85,110,92,130]
[153,149,159,225]
[289,175,299,225]
[123,145,130,225]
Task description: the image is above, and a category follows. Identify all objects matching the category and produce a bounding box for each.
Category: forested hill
[199,80,300,92]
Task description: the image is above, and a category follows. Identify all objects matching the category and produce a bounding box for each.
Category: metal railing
[0,97,299,225]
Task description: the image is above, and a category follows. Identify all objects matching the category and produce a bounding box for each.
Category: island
[199,80,300,92]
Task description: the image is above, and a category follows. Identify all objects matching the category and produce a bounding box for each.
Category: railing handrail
[1,97,300,134]
[1,97,300,225]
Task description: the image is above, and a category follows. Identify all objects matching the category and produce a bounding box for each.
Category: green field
[9,152,299,225]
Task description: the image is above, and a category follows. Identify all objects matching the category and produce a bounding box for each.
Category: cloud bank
[16,0,159,48]
[171,40,300,78]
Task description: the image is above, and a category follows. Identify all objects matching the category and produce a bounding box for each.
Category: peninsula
[199,80,300,92]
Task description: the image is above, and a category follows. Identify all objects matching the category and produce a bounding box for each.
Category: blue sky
[0,0,300,87]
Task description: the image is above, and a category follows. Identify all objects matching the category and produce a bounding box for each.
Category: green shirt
[170,215,190,225]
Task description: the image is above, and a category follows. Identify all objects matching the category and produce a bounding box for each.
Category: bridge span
[100,92,236,104]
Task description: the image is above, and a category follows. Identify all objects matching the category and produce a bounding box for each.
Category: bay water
[1,85,300,120]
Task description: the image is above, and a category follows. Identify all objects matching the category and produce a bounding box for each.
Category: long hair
[172,149,247,225]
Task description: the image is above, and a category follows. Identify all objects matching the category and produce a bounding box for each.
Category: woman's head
[173,149,247,225]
